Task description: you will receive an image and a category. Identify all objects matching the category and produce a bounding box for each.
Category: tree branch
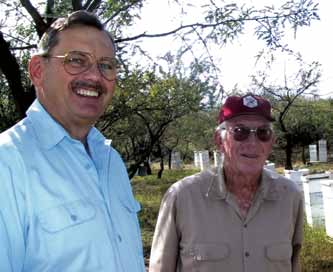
[0,31,30,117]
[103,3,134,25]
[84,0,102,12]
[19,0,47,37]
[114,13,298,43]
[72,0,83,11]
[45,0,55,25]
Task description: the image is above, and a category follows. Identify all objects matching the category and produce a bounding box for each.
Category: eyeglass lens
[231,126,272,142]
[63,51,117,81]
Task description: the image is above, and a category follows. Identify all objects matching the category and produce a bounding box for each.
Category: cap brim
[225,112,275,122]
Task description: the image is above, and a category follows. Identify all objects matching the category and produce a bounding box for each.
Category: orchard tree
[0,0,320,118]
[251,51,321,169]
[99,58,211,178]
[0,0,320,174]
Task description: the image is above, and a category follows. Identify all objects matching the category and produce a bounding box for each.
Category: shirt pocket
[38,200,96,233]
[35,200,101,270]
[117,196,142,246]
[182,243,230,272]
[265,242,292,272]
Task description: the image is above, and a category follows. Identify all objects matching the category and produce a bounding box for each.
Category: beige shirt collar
[204,168,281,201]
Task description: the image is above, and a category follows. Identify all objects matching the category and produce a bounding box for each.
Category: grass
[132,165,333,270]
[302,224,333,271]
[131,168,199,257]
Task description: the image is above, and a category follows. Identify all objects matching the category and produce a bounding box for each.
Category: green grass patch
[132,168,199,256]
[302,224,333,271]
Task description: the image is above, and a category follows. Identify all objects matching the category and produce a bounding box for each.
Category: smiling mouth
[76,89,100,97]
[71,80,104,98]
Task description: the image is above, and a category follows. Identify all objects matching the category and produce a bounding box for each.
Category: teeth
[76,89,99,97]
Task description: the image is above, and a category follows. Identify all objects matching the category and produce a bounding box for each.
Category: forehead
[227,115,271,127]
[54,26,115,56]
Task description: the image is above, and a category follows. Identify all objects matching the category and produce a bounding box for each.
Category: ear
[214,130,225,153]
[29,55,45,90]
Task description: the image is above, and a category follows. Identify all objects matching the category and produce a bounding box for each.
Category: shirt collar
[205,167,281,201]
[26,99,105,149]
[204,168,228,200]
[260,168,281,200]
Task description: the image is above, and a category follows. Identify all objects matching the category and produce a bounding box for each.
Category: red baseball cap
[218,94,275,123]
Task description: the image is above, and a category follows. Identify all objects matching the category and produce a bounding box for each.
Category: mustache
[70,80,105,93]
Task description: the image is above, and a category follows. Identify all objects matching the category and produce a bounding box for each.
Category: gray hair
[37,10,115,56]
[215,121,228,141]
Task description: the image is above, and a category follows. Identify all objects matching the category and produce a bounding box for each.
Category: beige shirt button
[196,255,203,261]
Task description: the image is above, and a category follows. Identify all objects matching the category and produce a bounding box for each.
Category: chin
[238,163,264,175]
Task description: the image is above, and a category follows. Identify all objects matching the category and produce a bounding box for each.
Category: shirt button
[196,255,203,261]
[117,235,122,242]
[70,214,77,221]
[244,224,247,228]
[245,252,250,257]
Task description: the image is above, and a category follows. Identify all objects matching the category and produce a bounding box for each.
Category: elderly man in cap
[149,93,304,272]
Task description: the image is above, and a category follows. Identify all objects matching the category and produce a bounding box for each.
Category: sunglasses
[45,51,117,81]
[227,125,273,142]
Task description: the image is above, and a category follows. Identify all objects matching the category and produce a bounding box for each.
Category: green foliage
[132,167,199,257]
[301,224,333,272]
[98,59,215,176]
[162,110,218,162]
[0,76,20,131]
[250,50,322,169]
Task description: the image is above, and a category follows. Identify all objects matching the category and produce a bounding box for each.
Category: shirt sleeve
[149,187,180,272]
[0,158,26,272]
[291,192,304,272]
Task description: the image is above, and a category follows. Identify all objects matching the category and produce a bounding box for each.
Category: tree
[99,58,211,178]
[0,0,319,118]
[0,0,321,176]
[251,51,321,169]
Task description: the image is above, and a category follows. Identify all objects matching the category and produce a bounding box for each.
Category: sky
[128,0,332,98]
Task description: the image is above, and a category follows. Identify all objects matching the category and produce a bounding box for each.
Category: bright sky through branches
[131,0,332,98]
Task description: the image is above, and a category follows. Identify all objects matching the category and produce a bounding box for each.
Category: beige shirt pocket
[265,242,292,272]
[181,242,230,272]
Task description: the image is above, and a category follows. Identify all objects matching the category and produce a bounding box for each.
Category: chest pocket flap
[265,243,292,261]
[190,243,230,261]
[38,200,96,233]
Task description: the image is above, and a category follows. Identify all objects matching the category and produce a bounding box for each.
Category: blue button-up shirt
[0,100,145,271]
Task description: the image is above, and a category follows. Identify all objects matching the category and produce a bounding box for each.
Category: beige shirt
[149,168,304,272]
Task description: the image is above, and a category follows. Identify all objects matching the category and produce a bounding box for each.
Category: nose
[83,62,103,80]
[246,131,258,143]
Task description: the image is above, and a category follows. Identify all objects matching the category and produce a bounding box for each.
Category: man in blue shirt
[0,10,145,271]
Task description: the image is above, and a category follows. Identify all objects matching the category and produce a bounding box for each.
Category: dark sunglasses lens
[257,127,272,142]
[233,127,250,141]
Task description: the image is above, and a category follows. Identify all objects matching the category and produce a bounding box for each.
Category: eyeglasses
[45,51,117,81]
[227,125,273,142]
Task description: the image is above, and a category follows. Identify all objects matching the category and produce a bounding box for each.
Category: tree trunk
[285,133,293,170]
[302,145,306,164]
[157,156,164,179]
[0,31,35,118]
[144,160,152,175]
[168,150,172,170]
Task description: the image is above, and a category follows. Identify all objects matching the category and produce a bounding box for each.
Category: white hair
[215,121,228,140]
